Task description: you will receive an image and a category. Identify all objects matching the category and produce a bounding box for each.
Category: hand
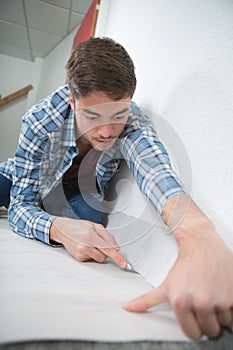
[50,217,127,268]
[123,219,233,339]
[124,235,233,338]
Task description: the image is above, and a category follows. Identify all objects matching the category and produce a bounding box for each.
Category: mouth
[96,138,116,143]
[94,138,117,148]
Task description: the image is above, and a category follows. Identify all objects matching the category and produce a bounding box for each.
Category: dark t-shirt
[62,150,101,199]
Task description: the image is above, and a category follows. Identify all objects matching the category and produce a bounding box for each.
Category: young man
[0,38,232,340]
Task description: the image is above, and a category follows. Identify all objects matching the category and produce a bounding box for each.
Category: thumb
[123,283,167,312]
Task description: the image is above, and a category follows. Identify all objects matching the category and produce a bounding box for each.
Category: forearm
[8,200,57,245]
[162,194,224,245]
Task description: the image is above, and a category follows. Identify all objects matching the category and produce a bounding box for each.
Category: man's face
[69,91,130,151]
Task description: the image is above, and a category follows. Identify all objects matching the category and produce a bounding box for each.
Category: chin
[93,144,113,151]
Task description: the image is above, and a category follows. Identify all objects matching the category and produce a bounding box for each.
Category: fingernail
[119,260,127,268]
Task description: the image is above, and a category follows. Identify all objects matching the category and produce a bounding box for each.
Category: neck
[76,136,93,157]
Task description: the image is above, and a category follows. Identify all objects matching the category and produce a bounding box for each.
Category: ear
[68,90,75,111]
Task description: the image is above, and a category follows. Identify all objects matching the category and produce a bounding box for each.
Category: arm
[8,118,56,244]
[9,124,126,267]
[8,85,74,244]
[9,97,126,267]
[124,194,233,339]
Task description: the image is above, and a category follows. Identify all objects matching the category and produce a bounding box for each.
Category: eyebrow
[82,107,129,117]
[82,108,101,116]
[112,108,129,116]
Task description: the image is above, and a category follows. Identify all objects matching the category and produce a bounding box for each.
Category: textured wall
[103,0,233,246]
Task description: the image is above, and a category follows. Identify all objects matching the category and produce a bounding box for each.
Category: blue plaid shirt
[0,85,185,245]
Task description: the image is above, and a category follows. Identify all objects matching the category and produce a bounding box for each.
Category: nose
[98,123,114,138]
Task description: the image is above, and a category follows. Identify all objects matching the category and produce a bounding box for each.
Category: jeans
[0,174,103,224]
[0,174,11,208]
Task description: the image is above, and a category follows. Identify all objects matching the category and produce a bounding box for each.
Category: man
[0,37,232,340]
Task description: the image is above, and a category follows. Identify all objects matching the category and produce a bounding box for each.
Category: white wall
[100,0,233,244]
[36,27,77,101]
[0,54,43,162]
[0,26,77,163]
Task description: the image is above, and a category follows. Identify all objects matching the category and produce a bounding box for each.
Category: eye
[113,113,128,121]
[85,115,99,121]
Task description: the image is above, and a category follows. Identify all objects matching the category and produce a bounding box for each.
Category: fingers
[123,284,167,312]
[94,224,120,250]
[73,239,126,267]
[195,312,219,339]
[169,298,233,339]
[123,285,232,340]
[69,226,126,267]
[169,294,232,339]
[195,311,221,338]
[74,244,126,267]
[173,295,219,339]
[100,246,127,268]
[175,308,202,340]
[190,308,233,339]
[217,309,233,333]
[217,309,233,328]
[91,224,127,268]
[56,219,126,267]
[78,246,107,263]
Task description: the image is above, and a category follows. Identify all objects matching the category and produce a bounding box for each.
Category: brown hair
[66,37,136,100]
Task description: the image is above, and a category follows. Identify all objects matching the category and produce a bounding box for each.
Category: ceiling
[0,0,93,61]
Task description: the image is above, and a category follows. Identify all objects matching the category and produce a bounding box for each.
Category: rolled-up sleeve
[8,120,57,245]
[121,106,186,214]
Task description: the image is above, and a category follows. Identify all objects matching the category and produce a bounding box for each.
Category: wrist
[162,194,220,245]
[49,218,63,244]
[173,215,215,245]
